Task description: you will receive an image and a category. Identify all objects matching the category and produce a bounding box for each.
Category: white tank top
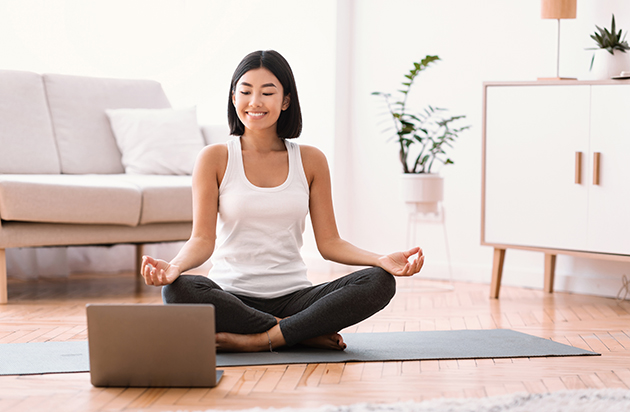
[209,137,312,298]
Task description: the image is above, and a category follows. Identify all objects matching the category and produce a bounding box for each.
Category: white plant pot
[400,173,444,214]
[587,50,630,80]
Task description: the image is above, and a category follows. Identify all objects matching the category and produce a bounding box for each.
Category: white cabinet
[482,81,630,298]
[588,86,630,254]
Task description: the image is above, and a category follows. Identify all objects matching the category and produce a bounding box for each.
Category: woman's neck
[241,130,285,153]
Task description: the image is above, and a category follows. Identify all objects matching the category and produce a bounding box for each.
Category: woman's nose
[249,93,263,107]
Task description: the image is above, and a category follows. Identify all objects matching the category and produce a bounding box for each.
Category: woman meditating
[140,50,424,352]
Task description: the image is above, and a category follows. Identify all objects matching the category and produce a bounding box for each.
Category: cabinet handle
[575,152,582,184]
[593,152,601,185]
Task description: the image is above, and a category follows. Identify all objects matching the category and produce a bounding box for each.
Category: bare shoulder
[297,144,330,184]
[196,143,228,169]
[200,142,228,161]
[194,143,229,185]
[298,144,329,167]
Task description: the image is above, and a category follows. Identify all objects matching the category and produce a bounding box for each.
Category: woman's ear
[282,94,291,111]
[231,91,236,106]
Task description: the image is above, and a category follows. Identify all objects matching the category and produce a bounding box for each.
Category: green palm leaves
[372,56,469,174]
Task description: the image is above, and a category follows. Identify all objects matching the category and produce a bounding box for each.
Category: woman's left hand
[378,246,424,277]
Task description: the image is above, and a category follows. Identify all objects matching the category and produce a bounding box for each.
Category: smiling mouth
[247,112,267,118]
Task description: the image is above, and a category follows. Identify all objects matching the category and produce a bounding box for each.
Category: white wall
[337,0,630,298]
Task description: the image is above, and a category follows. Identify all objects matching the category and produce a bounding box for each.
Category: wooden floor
[1,270,630,412]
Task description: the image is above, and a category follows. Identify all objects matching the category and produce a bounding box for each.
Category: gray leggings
[161,267,396,346]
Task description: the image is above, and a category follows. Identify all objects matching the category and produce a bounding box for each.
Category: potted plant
[372,55,469,213]
[587,14,630,79]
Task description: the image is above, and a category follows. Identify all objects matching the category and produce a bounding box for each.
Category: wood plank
[579,373,607,389]
[101,388,147,411]
[561,375,587,389]
[610,331,630,349]
[543,377,567,392]
[596,332,626,352]
[596,371,629,389]
[523,380,547,394]
[297,363,326,387]
[613,368,630,388]
[150,388,190,407]
[227,369,265,396]
[580,333,611,353]
[319,363,344,385]
[400,361,420,376]
[484,385,508,397]
[200,371,245,400]
[381,362,401,377]
[175,388,212,405]
[252,366,286,393]
[340,362,364,382]
[275,365,306,391]
[360,362,384,380]
[127,388,169,409]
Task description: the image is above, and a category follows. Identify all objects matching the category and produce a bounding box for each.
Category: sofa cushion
[106,107,205,175]
[0,70,60,174]
[43,74,172,174]
[110,175,193,224]
[0,175,142,226]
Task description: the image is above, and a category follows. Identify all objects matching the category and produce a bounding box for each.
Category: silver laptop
[86,304,223,387]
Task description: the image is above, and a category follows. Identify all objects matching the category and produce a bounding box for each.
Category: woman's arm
[302,146,423,277]
[141,143,227,285]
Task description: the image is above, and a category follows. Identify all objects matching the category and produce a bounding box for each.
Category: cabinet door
[484,85,590,250]
[588,85,630,254]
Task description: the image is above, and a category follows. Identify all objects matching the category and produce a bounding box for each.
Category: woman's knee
[162,275,218,304]
[162,276,190,304]
[370,267,397,302]
[350,267,396,311]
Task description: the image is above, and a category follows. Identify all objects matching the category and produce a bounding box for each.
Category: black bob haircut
[228,50,302,139]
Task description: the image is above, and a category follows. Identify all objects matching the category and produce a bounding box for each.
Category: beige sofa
[0,70,223,304]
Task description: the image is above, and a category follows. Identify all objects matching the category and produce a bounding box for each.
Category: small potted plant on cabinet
[588,14,630,79]
[372,55,469,214]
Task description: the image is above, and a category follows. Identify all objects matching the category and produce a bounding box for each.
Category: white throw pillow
[105,107,205,175]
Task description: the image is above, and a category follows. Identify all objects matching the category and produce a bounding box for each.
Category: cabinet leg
[490,248,506,299]
[544,253,557,293]
[0,249,7,304]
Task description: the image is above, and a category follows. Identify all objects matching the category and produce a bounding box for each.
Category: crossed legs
[162,267,396,352]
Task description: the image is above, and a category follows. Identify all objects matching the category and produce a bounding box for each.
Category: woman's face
[232,67,290,136]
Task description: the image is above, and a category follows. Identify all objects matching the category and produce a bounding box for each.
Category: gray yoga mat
[0,329,598,376]
[217,329,599,366]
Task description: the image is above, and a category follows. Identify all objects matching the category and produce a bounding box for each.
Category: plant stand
[406,202,454,291]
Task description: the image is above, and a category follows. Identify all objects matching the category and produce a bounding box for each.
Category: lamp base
[537,77,577,81]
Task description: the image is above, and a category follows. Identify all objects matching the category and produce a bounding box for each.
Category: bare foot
[216,332,266,352]
[216,324,286,352]
[300,333,347,351]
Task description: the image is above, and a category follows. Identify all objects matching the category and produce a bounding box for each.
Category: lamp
[540,0,577,80]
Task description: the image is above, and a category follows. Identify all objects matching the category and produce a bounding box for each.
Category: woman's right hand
[141,255,181,286]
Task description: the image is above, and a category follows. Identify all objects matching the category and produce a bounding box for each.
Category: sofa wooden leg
[135,244,145,279]
[490,248,506,299]
[0,249,7,304]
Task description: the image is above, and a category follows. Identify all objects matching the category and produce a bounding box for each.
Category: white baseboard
[417,259,628,300]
